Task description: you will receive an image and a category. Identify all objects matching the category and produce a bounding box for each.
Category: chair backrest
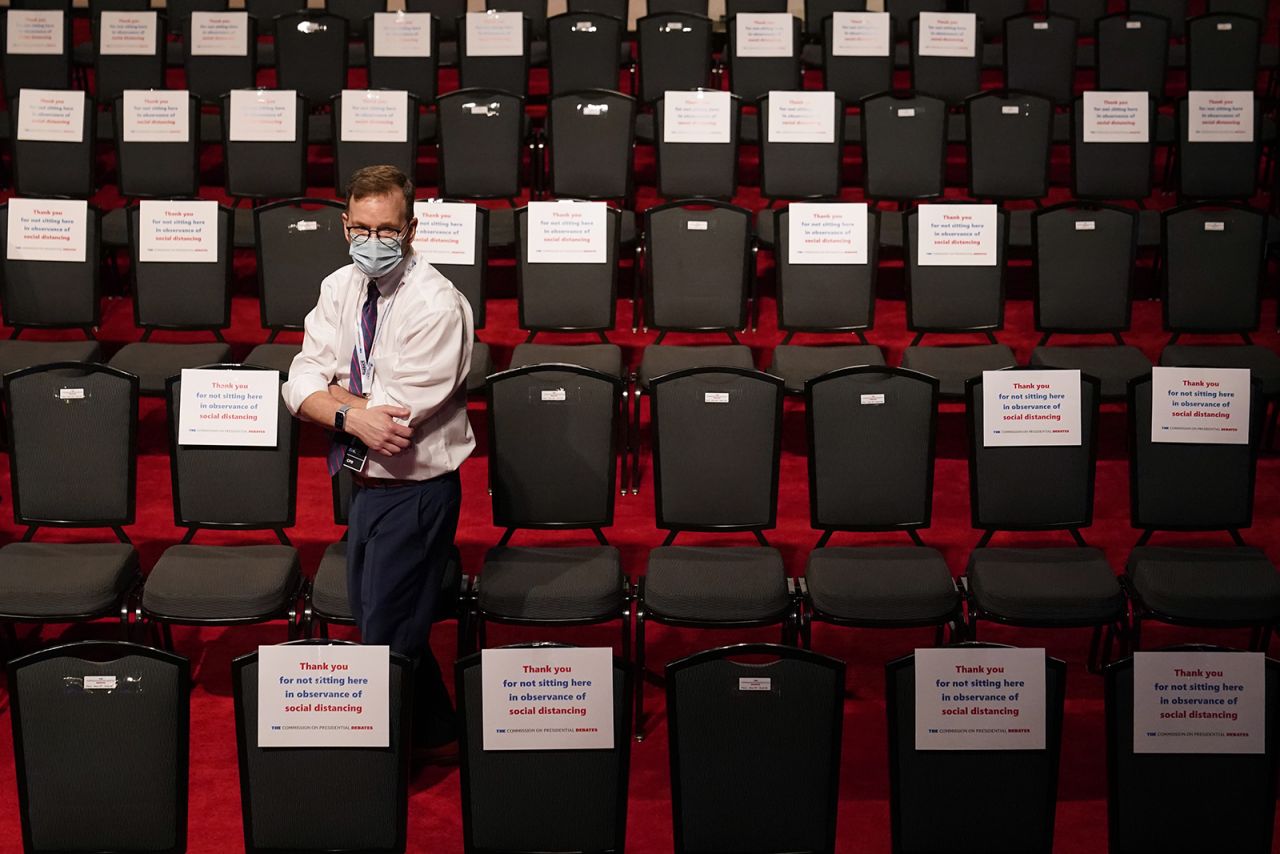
[1071,92,1156,200]
[9,641,189,854]
[862,91,947,201]
[487,365,620,529]
[113,91,202,198]
[333,90,421,195]
[885,0,946,39]
[726,0,789,13]
[3,9,72,99]
[1187,12,1261,91]
[368,11,440,103]
[647,0,709,14]
[459,11,531,97]
[129,203,234,330]
[1127,0,1186,35]
[1207,0,1266,17]
[910,12,983,105]
[726,13,803,101]
[905,204,1008,332]
[643,200,752,332]
[965,89,1052,199]
[233,641,411,854]
[1032,203,1137,333]
[652,368,783,531]
[547,89,636,201]
[1105,647,1280,854]
[0,203,102,329]
[775,203,878,334]
[415,199,489,329]
[886,644,1067,854]
[244,0,307,36]
[1045,0,1105,33]
[1096,12,1169,95]
[456,644,630,854]
[437,88,525,199]
[222,90,309,200]
[93,9,165,104]
[254,198,350,331]
[667,644,844,854]
[636,12,713,104]
[406,0,465,40]
[968,0,1027,38]
[166,0,228,39]
[1003,13,1078,105]
[516,204,620,333]
[806,366,937,532]
[547,11,623,96]
[1129,373,1262,531]
[1161,203,1265,334]
[805,0,867,38]
[184,10,256,103]
[568,0,628,17]
[653,90,741,200]
[275,12,349,104]
[11,89,95,198]
[1176,95,1260,201]
[327,0,384,38]
[966,369,1101,531]
[821,12,893,105]
[5,363,137,528]
[758,91,844,200]
[166,365,298,530]
[486,0,547,39]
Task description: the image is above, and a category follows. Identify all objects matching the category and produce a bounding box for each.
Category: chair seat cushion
[768,344,885,393]
[638,344,755,389]
[1160,345,1280,397]
[805,546,958,622]
[1030,345,1153,399]
[1127,546,1280,623]
[107,342,234,394]
[900,345,1018,397]
[478,546,623,621]
[0,542,137,617]
[312,541,461,621]
[509,343,624,378]
[468,340,493,392]
[967,547,1124,623]
[0,341,103,383]
[142,544,300,621]
[644,546,789,622]
[245,343,302,377]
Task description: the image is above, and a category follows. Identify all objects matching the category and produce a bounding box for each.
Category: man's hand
[345,405,413,456]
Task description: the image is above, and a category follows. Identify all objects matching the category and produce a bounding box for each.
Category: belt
[352,475,426,489]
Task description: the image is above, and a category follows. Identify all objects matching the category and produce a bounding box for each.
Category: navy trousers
[347,470,461,745]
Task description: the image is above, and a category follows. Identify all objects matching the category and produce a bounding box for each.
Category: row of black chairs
[8,638,1279,854]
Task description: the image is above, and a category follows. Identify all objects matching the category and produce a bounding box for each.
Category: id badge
[342,438,369,473]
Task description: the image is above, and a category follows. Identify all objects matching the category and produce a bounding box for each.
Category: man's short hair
[345,165,414,221]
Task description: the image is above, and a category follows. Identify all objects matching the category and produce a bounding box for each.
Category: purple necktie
[327,281,380,475]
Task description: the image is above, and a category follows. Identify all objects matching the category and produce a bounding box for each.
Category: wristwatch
[335,404,352,432]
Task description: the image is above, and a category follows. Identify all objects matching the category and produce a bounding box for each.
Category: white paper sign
[832,11,891,56]
[257,644,390,748]
[374,11,431,57]
[6,10,64,55]
[1187,90,1254,143]
[188,11,249,56]
[1133,651,1265,754]
[767,90,835,143]
[915,647,1047,750]
[465,11,523,56]
[1082,90,1149,143]
[788,202,868,265]
[917,11,976,57]
[917,203,998,266]
[982,369,1082,447]
[122,89,190,142]
[228,89,297,142]
[663,90,732,144]
[413,200,477,266]
[6,198,87,263]
[99,10,157,55]
[527,201,608,264]
[735,13,793,57]
[1151,366,1251,445]
[481,647,615,750]
[340,89,408,143]
[178,368,280,446]
[16,88,85,143]
[139,200,219,263]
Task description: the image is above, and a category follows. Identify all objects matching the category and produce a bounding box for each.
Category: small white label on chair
[1075,220,1095,230]
[1217,21,1232,29]
[704,392,730,403]
[139,200,219,263]
[1187,90,1253,143]
[1032,20,1049,29]
[687,220,708,230]
[739,677,771,691]
[100,10,157,55]
[860,393,885,405]
[573,19,596,31]
[1001,105,1020,115]
[6,197,88,263]
[84,675,117,690]
[16,88,85,143]
[582,103,608,116]
[6,10,64,55]
[662,20,687,31]
[59,388,85,400]
[1126,19,1142,28]
[1204,221,1225,231]
[897,107,916,117]
[293,220,317,231]
[541,388,566,402]
[917,11,976,58]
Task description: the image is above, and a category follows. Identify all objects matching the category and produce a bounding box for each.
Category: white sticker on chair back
[831,11,890,56]
[526,201,608,264]
[917,11,976,57]
[917,203,998,266]
[1082,90,1149,143]
[373,11,431,57]
[413,200,477,266]
[138,200,219,263]
[663,90,731,144]
[178,368,280,447]
[6,197,88,263]
[767,90,835,143]
[99,10,157,55]
[465,11,523,56]
[7,10,64,55]
[734,13,793,57]
[122,89,190,142]
[16,88,85,143]
[340,89,408,143]
[188,11,249,56]
[1187,90,1253,143]
[228,89,297,142]
[981,369,1082,447]
[914,647,1048,750]
[1150,366,1251,445]
[788,202,868,265]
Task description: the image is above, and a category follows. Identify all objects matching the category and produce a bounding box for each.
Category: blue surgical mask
[349,235,404,279]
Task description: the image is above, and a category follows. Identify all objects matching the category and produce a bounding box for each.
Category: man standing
[282,165,474,754]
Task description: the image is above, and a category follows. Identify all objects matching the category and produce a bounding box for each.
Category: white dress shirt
[282,249,476,480]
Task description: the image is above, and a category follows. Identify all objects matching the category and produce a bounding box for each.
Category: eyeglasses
[346,223,407,248]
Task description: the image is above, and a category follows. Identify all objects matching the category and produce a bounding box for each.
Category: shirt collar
[368,247,414,297]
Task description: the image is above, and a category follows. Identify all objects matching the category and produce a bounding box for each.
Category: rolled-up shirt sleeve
[281,274,342,416]
[365,294,472,430]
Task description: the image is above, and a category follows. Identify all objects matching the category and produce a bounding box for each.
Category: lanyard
[352,258,412,394]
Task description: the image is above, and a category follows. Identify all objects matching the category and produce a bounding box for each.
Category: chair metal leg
[630,388,643,495]
[161,622,175,652]
[634,600,646,742]
[1087,624,1104,674]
